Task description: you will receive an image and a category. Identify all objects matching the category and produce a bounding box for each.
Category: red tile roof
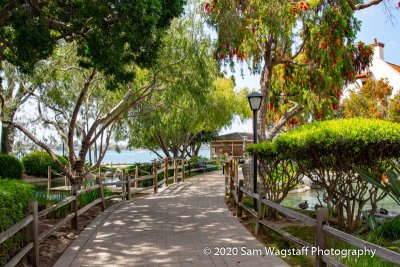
[387,62,400,73]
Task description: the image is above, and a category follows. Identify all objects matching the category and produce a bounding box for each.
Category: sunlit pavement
[55,171,289,267]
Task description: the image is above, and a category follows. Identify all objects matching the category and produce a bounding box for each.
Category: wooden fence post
[225,163,230,194]
[134,165,139,188]
[164,159,169,187]
[96,176,106,211]
[174,159,177,183]
[316,208,328,267]
[188,161,191,176]
[237,179,244,218]
[121,170,126,201]
[153,163,158,194]
[47,166,51,194]
[255,197,265,235]
[125,169,131,200]
[182,159,185,182]
[27,201,39,267]
[71,183,78,230]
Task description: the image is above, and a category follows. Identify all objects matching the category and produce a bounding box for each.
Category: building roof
[387,62,400,74]
[214,132,253,141]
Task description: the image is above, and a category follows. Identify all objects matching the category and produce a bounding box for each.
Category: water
[281,189,400,212]
[53,148,211,164]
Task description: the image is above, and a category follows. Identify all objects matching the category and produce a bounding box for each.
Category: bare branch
[68,68,96,165]
[4,120,72,178]
[266,102,302,141]
[346,0,384,10]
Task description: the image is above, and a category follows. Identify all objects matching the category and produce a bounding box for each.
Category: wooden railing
[1,157,220,267]
[224,158,400,267]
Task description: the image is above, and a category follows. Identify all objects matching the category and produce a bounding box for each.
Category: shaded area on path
[55,171,289,267]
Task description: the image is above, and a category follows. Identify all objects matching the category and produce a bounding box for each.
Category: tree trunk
[258,51,273,142]
[1,123,14,154]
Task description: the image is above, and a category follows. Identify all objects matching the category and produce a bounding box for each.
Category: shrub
[246,142,303,209]
[248,118,400,231]
[22,151,68,177]
[0,154,23,179]
[369,216,400,241]
[0,179,34,265]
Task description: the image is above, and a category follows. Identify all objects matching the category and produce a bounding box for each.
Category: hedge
[0,179,34,265]
[22,151,68,177]
[0,154,23,179]
[247,118,400,231]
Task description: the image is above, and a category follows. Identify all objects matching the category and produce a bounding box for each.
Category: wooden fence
[0,157,220,267]
[224,157,400,267]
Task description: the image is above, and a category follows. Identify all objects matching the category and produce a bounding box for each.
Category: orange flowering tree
[204,0,387,140]
[343,78,400,121]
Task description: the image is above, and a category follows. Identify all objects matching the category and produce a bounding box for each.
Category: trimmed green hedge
[0,179,34,265]
[0,154,23,179]
[274,118,400,170]
[22,151,68,177]
[247,118,400,231]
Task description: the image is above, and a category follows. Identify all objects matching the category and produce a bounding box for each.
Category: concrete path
[55,171,289,267]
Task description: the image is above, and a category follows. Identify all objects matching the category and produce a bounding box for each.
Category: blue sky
[221,4,400,134]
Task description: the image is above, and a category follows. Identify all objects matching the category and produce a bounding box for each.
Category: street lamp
[247,92,263,211]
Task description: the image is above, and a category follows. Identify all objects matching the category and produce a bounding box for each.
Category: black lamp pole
[253,110,258,211]
[247,92,263,212]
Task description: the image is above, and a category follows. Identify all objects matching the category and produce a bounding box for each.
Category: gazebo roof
[214,132,253,142]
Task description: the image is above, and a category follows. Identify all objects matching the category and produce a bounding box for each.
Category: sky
[221,3,400,134]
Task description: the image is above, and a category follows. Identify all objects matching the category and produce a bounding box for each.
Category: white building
[345,38,400,96]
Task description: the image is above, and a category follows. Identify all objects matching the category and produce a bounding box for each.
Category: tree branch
[3,120,72,178]
[68,68,96,166]
[266,102,302,141]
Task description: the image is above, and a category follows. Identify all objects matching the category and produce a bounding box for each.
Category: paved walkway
[55,171,289,267]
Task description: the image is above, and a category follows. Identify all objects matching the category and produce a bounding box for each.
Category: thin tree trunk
[258,43,273,142]
[1,123,14,154]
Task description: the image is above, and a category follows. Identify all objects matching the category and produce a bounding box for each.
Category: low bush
[0,154,23,179]
[248,118,400,231]
[22,151,68,177]
[246,142,303,208]
[0,179,34,265]
[369,216,400,241]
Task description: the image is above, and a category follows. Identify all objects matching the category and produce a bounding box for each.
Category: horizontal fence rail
[1,157,222,267]
[224,158,400,267]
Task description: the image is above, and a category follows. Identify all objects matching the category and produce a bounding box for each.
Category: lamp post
[247,92,263,211]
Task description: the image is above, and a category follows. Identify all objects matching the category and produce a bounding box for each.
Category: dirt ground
[18,200,117,267]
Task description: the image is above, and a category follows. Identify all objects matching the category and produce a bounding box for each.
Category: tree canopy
[205,0,389,140]
[342,78,400,121]
[125,15,250,158]
[0,0,186,86]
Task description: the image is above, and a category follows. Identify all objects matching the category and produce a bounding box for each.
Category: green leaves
[1,0,186,84]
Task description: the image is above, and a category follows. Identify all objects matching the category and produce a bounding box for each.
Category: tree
[205,0,389,141]
[342,78,400,121]
[0,62,34,153]
[0,0,185,80]
[3,41,184,186]
[128,77,250,158]
[126,16,251,158]
[0,0,186,154]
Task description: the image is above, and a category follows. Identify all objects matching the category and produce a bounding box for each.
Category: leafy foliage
[248,118,400,231]
[205,0,374,140]
[0,154,23,179]
[342,78,400,121]
[126,14,250,158]
[355,160,400,206]
[0,179,34,265]
[22,151,68,177]
[369,216,400,241]
[1,0,186,86]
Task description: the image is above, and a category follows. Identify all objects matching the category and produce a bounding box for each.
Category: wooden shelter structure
[210,132,253,158]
